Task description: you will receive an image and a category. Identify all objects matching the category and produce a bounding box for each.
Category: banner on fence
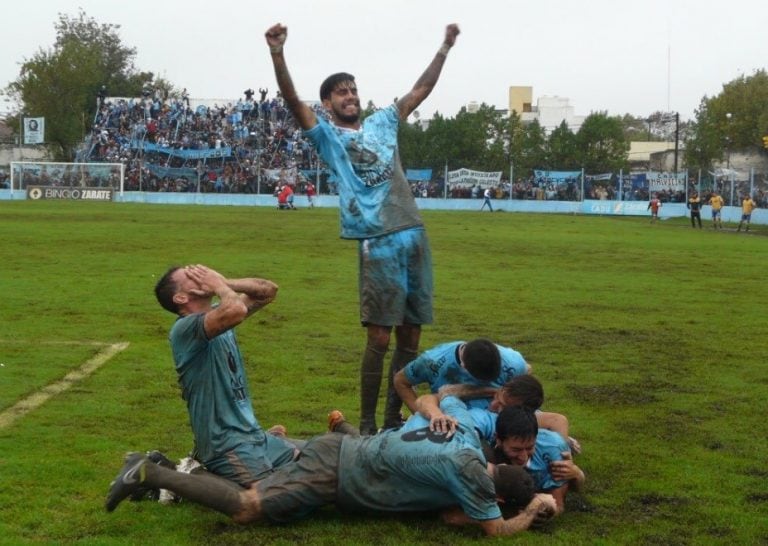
[26,185,114,201]
[133,141,233,160]
[586,173,613,182]
[406,168,432,181]
[534,170,581,184]
[264,167,298,185]
[647,171,686,192]
[448,168,501,188]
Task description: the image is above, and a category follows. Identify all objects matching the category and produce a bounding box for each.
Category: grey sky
[3,0,766,122]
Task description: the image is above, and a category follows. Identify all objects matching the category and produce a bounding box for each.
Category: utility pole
[673,112,679,176]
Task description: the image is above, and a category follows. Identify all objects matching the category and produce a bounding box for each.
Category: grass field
[0,200,766,545]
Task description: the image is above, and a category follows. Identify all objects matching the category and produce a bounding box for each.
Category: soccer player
[408,395,584,516]
[737,193,757,232]
[647,193,662,223]
[153,264,298,486]
[265,22,460,434]
[709,190,724,229]
[105,397,557,537]
[393,338,529,415]
[687,191,702,228]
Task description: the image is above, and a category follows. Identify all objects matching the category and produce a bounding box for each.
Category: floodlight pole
[673,112,680,177]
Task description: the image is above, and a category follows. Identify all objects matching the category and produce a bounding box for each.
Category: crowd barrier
[1,189,764,225]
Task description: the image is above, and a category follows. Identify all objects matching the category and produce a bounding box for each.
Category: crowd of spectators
[7,84,762,208]
[78,85,324,195]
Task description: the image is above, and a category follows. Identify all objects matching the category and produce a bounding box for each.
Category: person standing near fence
[305,181,317,208]
[737,193,757,232]
[265,22,460,434]
[687,191,702,228]
[708,190,724,229]
[647,193,662,223]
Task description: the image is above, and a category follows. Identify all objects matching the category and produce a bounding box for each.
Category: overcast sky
[2,0,766,122]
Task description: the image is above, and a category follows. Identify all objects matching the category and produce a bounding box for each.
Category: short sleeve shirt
[303,105,423,239]
[337,397,501,521]
[403,341,528,409]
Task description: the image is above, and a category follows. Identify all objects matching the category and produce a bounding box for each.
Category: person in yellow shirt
[709,191,724,229]
[737,194,757,232]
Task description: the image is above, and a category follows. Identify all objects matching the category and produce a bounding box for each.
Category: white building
[509,86,587,133]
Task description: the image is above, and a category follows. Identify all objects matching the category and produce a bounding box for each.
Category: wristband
[270,45,283,54]
[438,43,450,56]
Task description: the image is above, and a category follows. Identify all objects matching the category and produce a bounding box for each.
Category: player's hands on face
[444,24,460,47]
[265,24,288,48]
[184,264,225,296]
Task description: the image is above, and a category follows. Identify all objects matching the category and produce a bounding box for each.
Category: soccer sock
[360,345,386,433]
[383,347,418,428]
[143,463,245,516]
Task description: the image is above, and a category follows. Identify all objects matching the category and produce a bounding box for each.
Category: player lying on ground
[105,396,556,537]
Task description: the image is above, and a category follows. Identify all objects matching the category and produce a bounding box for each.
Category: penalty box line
[0,341,130,430]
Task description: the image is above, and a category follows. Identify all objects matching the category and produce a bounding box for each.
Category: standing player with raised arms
[265,22,460,434]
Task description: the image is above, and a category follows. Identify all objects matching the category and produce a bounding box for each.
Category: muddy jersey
[402,341,528,409]
[304,104,422,239]
[169,313,294,469]
[337,396,501,521]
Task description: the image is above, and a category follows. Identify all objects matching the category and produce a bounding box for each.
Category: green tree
[546,120,579,170]
[575,112,629,173]
[686,69,768,169]
[518,118,547,177]
[4,10,155,159]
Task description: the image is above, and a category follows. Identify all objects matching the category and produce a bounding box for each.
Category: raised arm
[265,23,317,130]
[396,24,460,121]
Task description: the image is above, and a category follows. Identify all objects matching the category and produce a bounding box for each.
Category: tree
[518,118,547,177]
[4,10,155,159]
[546,121,579,170]
[575,112,629,173]
[686,69,768,170]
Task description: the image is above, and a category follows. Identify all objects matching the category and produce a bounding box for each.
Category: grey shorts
[358,227,433,327]
[203,433,298,487]
[256,433,344,523]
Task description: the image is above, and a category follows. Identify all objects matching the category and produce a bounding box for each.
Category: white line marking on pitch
[0,341,130,429]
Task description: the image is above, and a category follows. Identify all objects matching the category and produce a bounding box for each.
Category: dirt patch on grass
[568,382,661,406]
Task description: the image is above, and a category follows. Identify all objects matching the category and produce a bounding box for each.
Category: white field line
[0,341,130,429]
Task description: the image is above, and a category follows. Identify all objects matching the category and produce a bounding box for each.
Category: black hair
[500,375,544,410]
[462,338,501,381]
[319,72,356,101]
[154,265,182,314]
[495,405,538,441]
[493,464,535,511]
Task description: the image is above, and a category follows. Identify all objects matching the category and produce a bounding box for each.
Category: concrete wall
[1,189,764,225]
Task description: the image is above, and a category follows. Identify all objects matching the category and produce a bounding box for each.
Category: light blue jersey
[304,105,423,239]
[402,341,528,409]
[337,397,501,521]
[467,408,568,491]
[169,313,295,471]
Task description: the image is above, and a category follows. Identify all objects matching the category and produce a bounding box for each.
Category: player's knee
[366,325,392,351]
[232,488,262,524]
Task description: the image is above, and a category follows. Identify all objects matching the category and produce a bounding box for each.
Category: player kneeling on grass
[106,396,556,536]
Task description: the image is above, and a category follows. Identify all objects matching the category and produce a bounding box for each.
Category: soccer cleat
[328,410,346,432]
[105,452,148,512]
[147,450,177,470]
